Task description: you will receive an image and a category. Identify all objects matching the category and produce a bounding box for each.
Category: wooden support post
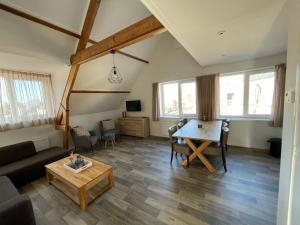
[56,0,101,149]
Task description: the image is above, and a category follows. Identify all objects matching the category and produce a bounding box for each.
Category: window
[248,72,274,115]
[219,68,275,118]
[219,74,244,116]
[160,80,196,117]
[0,69,55,130]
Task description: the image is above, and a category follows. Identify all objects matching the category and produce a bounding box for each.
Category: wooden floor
[21,137,280,225]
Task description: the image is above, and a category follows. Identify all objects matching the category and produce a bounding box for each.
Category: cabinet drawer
[118,117,149,138]
[121,129,137,136]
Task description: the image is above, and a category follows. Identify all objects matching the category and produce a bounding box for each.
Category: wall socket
[285,90,296,103]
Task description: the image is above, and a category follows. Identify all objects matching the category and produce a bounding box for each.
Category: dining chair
[203,126,230,172]
[221,119,230,151]
[222,118,230,127]
[168,125,192,167]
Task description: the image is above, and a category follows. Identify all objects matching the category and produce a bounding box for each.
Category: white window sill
[217,116,272,122]
[158,116,272,122]
[159,116,196,122]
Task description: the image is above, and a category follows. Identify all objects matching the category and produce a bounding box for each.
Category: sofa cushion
[0,141,36,166]
[0,176,19,203]
[0,147,70,187]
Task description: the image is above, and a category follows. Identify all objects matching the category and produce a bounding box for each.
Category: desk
[173,120,222,172]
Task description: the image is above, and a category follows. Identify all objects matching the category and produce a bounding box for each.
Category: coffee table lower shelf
[46,168,114,210]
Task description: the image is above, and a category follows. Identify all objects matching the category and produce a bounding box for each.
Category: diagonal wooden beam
[0,2,149,64]
[71,15,166,65]
[56,0,101,149]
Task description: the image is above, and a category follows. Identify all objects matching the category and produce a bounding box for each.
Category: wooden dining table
[172,119,222,173]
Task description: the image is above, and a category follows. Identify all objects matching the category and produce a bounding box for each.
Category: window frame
[0,69,55,128]
[218,67,275,120]
[159,79,197,118]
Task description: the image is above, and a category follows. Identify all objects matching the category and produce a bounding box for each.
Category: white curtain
[0,69,55,131]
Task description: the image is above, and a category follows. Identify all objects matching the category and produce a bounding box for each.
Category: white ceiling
[141,0,288,66]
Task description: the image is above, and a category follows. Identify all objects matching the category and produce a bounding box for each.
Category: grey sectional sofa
[0,176,36,225]
[0,141,70,188]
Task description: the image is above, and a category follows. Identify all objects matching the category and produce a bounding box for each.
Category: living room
[0,0,300,225]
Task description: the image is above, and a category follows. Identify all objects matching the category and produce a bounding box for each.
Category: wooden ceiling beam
[71,15,166,65]
[71,90,130,94]
[0,2,149,64]
[76,0,101,52]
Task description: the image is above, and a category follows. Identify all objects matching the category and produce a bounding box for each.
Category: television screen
[126,100,141,111]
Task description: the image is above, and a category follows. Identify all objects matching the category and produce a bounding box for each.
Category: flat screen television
[126,100,141,112]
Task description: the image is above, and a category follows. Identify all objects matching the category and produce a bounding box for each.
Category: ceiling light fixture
[108,50,123,84]
[217,30,226,36]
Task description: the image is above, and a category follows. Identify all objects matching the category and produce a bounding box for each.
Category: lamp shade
[108,66,123,84]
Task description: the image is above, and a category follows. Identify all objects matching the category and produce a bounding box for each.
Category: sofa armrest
[73,135,92,148]
[0,194,36,225]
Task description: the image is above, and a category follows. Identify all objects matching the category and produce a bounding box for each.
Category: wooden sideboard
[118,117,150,138]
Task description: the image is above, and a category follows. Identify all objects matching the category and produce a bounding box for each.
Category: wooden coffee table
[45,155,114,210]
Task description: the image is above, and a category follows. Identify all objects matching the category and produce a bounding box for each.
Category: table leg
[79,188,88,210]
[182,139,216,173]
[108,170,115,187]
[46,169,54,185]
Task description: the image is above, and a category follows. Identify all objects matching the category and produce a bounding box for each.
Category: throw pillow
[102,120,115,130]
[73,126,90,136]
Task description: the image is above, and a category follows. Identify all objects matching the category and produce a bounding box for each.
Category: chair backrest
[221,127,230,147]
[168,125,177,141]
[100,119,115,133]
[72,126,90,136]
[177,118,188,129]
[179,118,188,124]
[222,119,230,128]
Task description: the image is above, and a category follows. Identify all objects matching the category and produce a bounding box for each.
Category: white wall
[124,33,285,149]
[0,52,121,149]
[277,0,300,224]
[0,109,121,150]
[70,109,121,135]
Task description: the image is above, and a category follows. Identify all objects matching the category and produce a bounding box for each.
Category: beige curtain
[196,74,219,121]
[272,64,286,127]
[0,69,55,131]
[152,82,160,121]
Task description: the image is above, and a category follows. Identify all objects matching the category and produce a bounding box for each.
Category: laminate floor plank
[20,137,279,225]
